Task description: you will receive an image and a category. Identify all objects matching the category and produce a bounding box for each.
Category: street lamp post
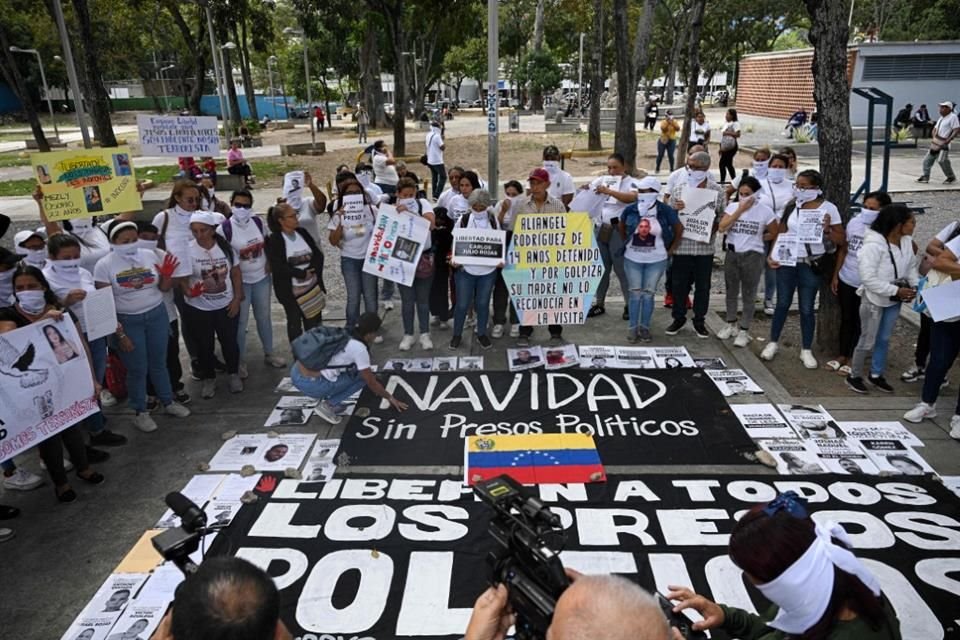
[159,64,175,113]
[578,32,585,119]
[284,27,315,150]
[50,0,90,147]
[194,0,228,147]
[220,42,237,131]
[487,0,499,198]
[266,56,278,120]
[10,46,60,142]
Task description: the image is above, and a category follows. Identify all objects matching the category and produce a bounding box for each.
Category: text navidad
[225,474,960,640]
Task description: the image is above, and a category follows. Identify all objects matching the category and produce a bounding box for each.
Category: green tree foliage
[443,37,488,99]
[516,48,564,98]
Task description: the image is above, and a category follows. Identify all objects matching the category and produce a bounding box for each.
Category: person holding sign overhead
[392,177,437,351]
[762,169,846,368]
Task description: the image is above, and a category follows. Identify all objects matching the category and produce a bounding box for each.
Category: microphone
[165,492,207,533]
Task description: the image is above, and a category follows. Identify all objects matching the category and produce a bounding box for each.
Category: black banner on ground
[210,474,960,640]
[337,369,754,466]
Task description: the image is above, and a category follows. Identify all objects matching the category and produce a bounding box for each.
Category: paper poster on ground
[0,318,98,463]
[859,439,935,476]
[508,346,545,371]
[777,403,842,439]
[757,439,828,474]
[432,356,458,371]
[809,437,880,474]
[651,346,695,368]
[265,396,317,426]
[206,434,315,472]
[544,344,579,370]
[693,356,726,370]
[105,602,166,640]
[59,573,150,640]
[33,147,141,221]
[363,203,431,287]
[772,230,799,266]
[502,212,604,326]
[302,438,340,482]
[458,356,484,370]
[384,358,415,372]
[614,346,655,369]
[706,369,763,396]
[730,404,796,439]
[136,114,220,157]
[155,474,227,528]
[275,377,297,393]
[797,208,826,244]
[409,358,435,372]
[452,227,506,267]
[836,421,924,448]
[578,345,617,368]
[678,187,718,243]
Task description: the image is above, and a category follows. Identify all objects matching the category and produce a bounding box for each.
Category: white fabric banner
[136,115,220,157]
[363,204,431,286]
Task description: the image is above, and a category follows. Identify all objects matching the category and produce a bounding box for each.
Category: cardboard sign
[363,204,431,287]
[33,147,141,221]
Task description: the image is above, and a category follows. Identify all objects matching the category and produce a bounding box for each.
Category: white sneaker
[229,374,244,394]
[99,389,118,407]
[509,325,520,338]
[201,379,216,399]
[903,402,937,423]
[437,320,450,330]
[134,412,158,433]
[949,415,960,440]
[760,342,779,361]
[399,334,416,351]
[374,334,384,344]
[164,402,191,418]
[315,401,342,425]
[419,333,434,350]
[2,468,44,491]
[491,324,504,339]
[733,329,751,348]
[264,354,286,368]
[800,349,818,369]
[238,362,249,379]
[383,300,395,310]
[716,323,737,340]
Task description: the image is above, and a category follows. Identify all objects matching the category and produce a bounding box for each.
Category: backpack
[220,215,264,243]
[212,234,235,267]
[292,326,353,371]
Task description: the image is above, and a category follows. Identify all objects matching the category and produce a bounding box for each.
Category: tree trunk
[359,20,389,129]
[166,2,205,115]
[370,0,408,155]
[804,0,852,354]
[0,26,50,151]
[613,0,657,172]
[237,19,258,120]
[664,13,689,106]
[676,0,705,164]
[530,0,546,112]
[70,0,117,146]
[588,0,604,151]
[222,48,243,130]
[320,75,333,128]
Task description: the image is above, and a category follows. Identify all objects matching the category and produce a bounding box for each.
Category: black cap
[357,312,382,335]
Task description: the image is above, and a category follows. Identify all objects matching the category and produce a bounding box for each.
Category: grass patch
[0,179,38,197]
[0,153,30,168]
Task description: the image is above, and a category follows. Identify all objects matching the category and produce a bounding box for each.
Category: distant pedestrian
[917,101,958,184]
[656,111,680,173]
[643,98,659,131]
[356,105,370,144]
[426,120,446,200]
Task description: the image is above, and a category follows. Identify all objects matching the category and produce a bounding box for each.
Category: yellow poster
[31,146,141,221]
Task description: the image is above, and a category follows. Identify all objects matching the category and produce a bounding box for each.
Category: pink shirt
[227,148,244,165]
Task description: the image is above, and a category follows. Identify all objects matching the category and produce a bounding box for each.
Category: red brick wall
[736,50,858,120]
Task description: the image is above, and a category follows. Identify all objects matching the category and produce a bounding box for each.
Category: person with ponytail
[667,491,901,639]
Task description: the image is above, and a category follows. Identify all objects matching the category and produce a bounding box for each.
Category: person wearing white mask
[328,178,381,337]
[13,229,47,270]
[662,145,708,310]
[619,176,682,342]
[716,176,779,347]
[94,220,191,433]
[825,191,891,376]
[283,170,328,247]
[762,169,846,368]
[541,145,575,208]
[757,153,795,315]
[667,491,901,638]
[217,189,285,379]
[198,174,231,217]
[392,177,436,351]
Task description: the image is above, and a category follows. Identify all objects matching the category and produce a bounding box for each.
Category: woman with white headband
[666,492,901,639]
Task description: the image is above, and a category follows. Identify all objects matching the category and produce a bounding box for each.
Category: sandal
[838,365,852,376]
[56,487,77,503]
[77,470,105,485]
[823,360,841,372]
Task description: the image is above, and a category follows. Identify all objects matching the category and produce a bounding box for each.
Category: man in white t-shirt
[426,120,446,200]
[541,145,575,208]
[918,101,959,184]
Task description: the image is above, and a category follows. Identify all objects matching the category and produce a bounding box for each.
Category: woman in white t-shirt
[179,212,243,399]
[718,108,741,183]
[328,179,380,332]
[763,169,846,368]
[371,140,399,195]
[449,189,503,351]
[292,313,408,423]
[757,153,796,314]
[716,176,778,347]
[218,189,286,376]
[690,111,711,147]
[393,177,436,352]
[94,220,190,433]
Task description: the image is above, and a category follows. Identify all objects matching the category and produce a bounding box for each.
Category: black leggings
[38,425,88,487]
[719,147,737,182]
[915,313,933,368]
[837,280,861,359]
[280,298,322,343]
[181,305,241,379]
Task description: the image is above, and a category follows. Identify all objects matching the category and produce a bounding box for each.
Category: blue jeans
[400,273,433,334]
[238,276,274,360]
[850,301,901,378]
[656,139,676,172]
[453,270,497,337]
[380,278,396,302]
[595,229,628,307]
[429,163,446,199]
[291,363,365,405]
[624,258,667,333]
[117,303,172,413]
[85,335,108,434]
[922,321,960,411]
[341,256,379,329]
[770,263,821,349]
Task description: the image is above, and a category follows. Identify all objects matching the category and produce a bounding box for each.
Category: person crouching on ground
[292,312,407,423]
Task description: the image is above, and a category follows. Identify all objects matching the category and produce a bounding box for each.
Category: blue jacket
[621,200,680,249]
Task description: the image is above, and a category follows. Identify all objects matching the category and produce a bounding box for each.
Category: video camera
[151,492,223,576]
[473,475,706,640]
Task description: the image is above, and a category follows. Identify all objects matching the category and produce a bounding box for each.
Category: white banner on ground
[363,203,431,287]
[0,318,98,463]
[136,115,220,157]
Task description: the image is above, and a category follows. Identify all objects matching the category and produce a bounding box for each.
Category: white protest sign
[82,286,118,341]
[918,278,960,322]
[678,186,718,243]
[568,188,607,222]
[363,203,431,287]
[452,227,506,267]
[797,208,826,244]
[283,171,305,210]
[136,115,220,157]
[0,318,98,463]
[772,230,799,266]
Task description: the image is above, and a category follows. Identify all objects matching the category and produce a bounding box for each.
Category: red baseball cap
[528,168,550,183]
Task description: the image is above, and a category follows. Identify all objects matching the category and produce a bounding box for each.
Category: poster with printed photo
[207,434,315,472]
[432,357,458,372]
[507,346,545,371]
[410,358,435,372]
[777,404,843,439]
[757,439,828,475]
[363,204,431,286]
[614,346,655,369]
[797,208,826,244]
[458,356,484,371]
[383,358,415,373]
[204,499,244,528]
[693,356,726,370]
[544,344,579,370]
[772,230,799,267]
[282,171,305,209]
[810,438,880,475]
[264,405,311,427]
[730,404,795,439]
[155,474,227,528]
[59,572,151,640]
[836,421,924,448]
[302,439,340,482]
[860,439,934,476]
[651,346,695,369]
[578,345,617,369]
[706,369,763,396]
[104,602,166,640]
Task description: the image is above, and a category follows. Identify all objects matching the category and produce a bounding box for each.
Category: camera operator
[150,557,292,640]
[666,492,901,639]
[464,571,673,640]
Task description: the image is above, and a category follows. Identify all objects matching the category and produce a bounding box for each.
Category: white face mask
[52,258,81,277]
[23,249,46,268]
[16,289,47,315]
[231,206,253,224]
[768,168,787,183]
[70,218,94,235]
[0,270,13,299]
[397,198,417,212]
[174,204,193,218]
[543,161,560,172]
[752,160,770,179]
[636,193,659,211]
[137,239,159,251]
[687,169,708,187]
[112,243,140,260]
[793,187,821,205]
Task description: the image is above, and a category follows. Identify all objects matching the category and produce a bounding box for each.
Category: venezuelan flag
[465,433,606,485]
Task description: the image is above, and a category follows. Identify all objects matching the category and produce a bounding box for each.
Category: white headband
[108,221,138,241]
[757,522,881,634]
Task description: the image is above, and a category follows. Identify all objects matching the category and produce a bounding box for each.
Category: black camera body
[473,475,707,640]
[889,278,913,302]
[152,492,218,575]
